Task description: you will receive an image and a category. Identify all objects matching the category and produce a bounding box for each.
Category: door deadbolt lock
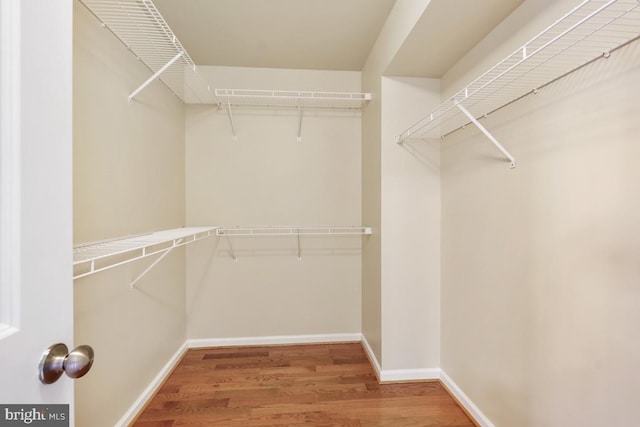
[39,343,95,384]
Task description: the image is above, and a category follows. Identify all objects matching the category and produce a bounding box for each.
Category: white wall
[185,67,362,340]
[361,0,432,366]
[381,76,440,371]
[440,0,640,425]
[73,1,186,425]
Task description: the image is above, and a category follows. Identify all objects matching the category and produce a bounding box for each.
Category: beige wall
[185,67,362,339]
[441,0,640,425]
[73,1,186,425]
[361,66,383,362]
[361,0,432,366]
[381,76,440,370]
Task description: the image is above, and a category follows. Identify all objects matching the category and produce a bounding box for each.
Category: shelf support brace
[297,229,302,261]
[129,238,184,290]
[226,235,238,262]
[226,99,238,141]
[128,51,183,103]
[297,99,303,143]
[455,101,516,169]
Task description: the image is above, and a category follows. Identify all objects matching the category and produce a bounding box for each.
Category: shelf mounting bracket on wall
[455,101,516,169]
[225,99,238,141]
[297,98,303,143]
[128,51,183,103]
[225,235,238,262]
[128,238,183,290]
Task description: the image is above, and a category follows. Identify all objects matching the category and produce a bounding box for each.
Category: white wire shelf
[214,89,372,110]
[79,0,215,103]
[73,227,217,283]
[216,226,373,237]
[216,226,372,261]
[215,89,371,141]
[397,0,640,155]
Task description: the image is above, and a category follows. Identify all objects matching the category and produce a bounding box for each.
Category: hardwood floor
[132,343,475,427]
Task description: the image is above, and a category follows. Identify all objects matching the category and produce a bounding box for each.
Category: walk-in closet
[1,0,639,426]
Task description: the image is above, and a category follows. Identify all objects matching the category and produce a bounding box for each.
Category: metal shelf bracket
[455,101,516,169]
[225,99,238,141]
[297,98,303,143]
[128,51,183,103]
[226,235,238,262]
[129,238,183,290]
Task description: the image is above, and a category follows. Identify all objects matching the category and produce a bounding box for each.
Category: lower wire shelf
[73,225,371,280]
[73,226,217,281]
[216,226,372,262]
[216,226,372,237]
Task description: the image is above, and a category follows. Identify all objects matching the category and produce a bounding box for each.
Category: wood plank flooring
[132,343,475,427]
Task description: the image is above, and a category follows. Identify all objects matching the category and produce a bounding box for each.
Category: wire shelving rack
[73,227,217,286]
[216,226,372,261]
[396,0,640,168]
[79,0,215,103]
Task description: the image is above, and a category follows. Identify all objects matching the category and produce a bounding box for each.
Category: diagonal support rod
[129,51,183,102]
[226,99,238,141]
[226,235,238,262]
[129,238,184,290]
[297,99,303,143]
[455,101,516,169]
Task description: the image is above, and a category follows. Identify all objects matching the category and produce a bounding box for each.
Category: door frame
[0,0,21,340]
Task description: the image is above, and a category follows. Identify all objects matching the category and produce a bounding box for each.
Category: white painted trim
[360,334,382,380]
[0,0,21,338]
[115,342,188,427]
[360,335,439,383]
[187,333,362,349]
[440,370,495,427]
[380,368,440,383]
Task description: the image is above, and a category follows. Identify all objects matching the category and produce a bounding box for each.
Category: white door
[0,0,76,423]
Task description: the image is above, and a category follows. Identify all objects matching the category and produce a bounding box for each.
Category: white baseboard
[361,334,439,383]
[360,334,382,380]
[439,370,495,427]
[115,342,188,427]
[380,368,440,382]
[187,333,362,349]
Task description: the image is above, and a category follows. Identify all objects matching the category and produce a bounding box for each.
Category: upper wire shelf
[397,0,640,143]
[79,0,215,103]
[215,89,372,110]
[73,226,217,282]
[216,226,373,237]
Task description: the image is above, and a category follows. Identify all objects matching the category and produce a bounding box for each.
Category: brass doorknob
[39,343,95,384]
